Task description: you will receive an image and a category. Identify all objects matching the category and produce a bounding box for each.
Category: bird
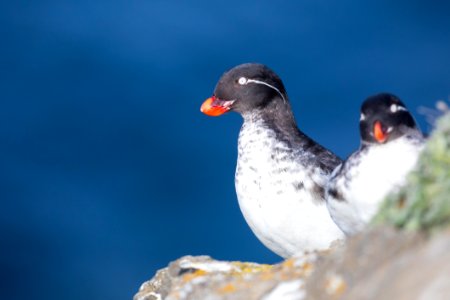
[200,63,344,258]
[326,93,425,236]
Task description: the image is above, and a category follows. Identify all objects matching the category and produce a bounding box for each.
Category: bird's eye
[238,77,248,85]
[390,104,406,113]
[360,113,366,121]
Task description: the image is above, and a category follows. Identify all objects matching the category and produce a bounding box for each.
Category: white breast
[328,137,424,235]
[235,118,343,258]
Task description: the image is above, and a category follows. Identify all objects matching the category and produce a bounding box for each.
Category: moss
[374,113,450,231]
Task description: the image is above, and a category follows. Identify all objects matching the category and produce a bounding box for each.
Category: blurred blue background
[1,1,449,299]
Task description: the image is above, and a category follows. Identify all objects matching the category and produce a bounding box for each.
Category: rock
[134,254,316,300]
[135,229,450,300]
[135,113,450,300]
[306,228,426,299]
[336,229,450,299]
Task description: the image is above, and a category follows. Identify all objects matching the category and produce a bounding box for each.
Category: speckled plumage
[236,110,344,257]
[202,63,344,258]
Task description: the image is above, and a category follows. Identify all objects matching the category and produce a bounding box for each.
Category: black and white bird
[326,93,425,236]
[200,63,344,258]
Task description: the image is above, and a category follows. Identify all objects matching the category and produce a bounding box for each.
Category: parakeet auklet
[200,63,344,258]
[326,93,425,236]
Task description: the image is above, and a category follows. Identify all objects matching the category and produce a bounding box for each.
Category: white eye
[238,77,248,85]
[390,104,407,113]
[360,113,366,121]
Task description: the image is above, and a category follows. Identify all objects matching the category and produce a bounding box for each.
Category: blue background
[1,1,449,299]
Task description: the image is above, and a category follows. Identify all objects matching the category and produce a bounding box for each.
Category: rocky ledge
[135,112,450,300]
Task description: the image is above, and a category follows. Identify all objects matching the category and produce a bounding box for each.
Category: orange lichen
[218,283,237,294]
[302,262,314,276]
[325,274,347,296]
[231,262,273,274]
[182,269,207,282]
[282,259,295,268]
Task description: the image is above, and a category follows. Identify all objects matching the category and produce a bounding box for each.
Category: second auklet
[200,63,344,258]
[326,93,425,236]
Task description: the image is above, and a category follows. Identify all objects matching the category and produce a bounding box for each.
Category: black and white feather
[326,93,425,236]
[203,63,344,257]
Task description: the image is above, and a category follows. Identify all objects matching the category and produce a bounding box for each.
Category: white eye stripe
[360,113,366,121]
[244,78,286,103]
[390,103,407,113]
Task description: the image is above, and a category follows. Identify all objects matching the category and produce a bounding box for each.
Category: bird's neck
[241,98,303,139]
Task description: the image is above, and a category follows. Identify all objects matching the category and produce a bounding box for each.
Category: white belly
[235,122,343,257]
[329,137,423,235]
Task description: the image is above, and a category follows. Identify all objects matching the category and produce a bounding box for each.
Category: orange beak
[373,121,388,143]
[200,96,235,117]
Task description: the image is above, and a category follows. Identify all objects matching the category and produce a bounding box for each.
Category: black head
[201,63,288,116]
[359,93,420,144]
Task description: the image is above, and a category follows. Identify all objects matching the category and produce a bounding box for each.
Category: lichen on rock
[134,254,318,300]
